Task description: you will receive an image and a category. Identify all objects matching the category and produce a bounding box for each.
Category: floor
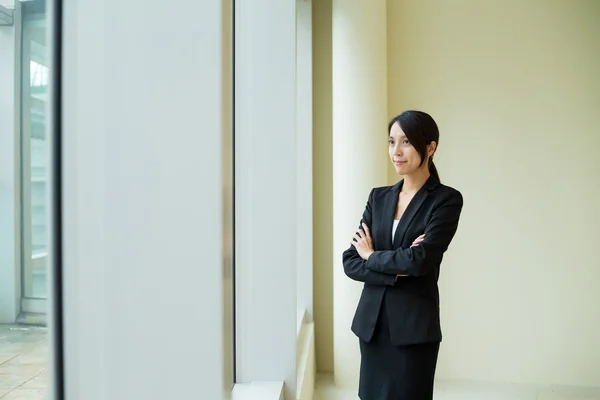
[314,374,600,400]
[0,325,49,400]
[1,325,598,400]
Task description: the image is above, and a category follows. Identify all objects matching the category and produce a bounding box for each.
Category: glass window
[0,1,51,399]
[21,0,49,304]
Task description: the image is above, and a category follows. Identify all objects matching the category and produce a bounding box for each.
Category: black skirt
[358,298,440,400]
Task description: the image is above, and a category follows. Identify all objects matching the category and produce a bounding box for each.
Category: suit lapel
[391,177,438,249]
[379,180,402,250]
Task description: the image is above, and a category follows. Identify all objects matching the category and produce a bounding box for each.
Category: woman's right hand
[396,234,426,278]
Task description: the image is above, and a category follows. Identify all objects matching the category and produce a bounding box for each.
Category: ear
[427,141,437,158]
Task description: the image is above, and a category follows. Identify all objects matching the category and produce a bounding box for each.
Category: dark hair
[388,110,441,182]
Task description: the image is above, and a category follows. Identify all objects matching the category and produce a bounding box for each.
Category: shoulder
[370,185,396,200]
[433,182,463,206]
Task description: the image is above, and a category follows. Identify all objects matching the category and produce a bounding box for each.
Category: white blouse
[392,219,400,242]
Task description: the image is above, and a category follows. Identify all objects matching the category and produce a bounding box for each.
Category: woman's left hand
[352,223,375,260]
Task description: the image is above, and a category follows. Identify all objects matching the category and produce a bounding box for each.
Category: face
[388,122,436,176]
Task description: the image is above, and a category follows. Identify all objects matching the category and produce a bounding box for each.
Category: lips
[393,161,406,166]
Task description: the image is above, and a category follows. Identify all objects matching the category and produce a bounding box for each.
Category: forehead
[389,122,406,138]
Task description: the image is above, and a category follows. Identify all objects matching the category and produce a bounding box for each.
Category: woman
[343,110,464,399]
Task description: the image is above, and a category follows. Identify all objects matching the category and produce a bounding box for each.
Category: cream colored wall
[312,0,334,374]
[314,0,600,387]
[387,0,600,387]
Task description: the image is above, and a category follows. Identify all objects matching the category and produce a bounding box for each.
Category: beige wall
[314,0,600,388]
[312,0,334,374]
[387,0,600,386]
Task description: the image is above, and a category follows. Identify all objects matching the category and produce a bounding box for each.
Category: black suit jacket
[342,177,463,346]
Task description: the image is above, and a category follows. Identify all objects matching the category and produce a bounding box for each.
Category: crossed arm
[342,189,463,283]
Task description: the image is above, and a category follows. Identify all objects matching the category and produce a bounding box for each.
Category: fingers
[361,223,371,238]
[352,225,371,247]
[411,234,425,248]
[356,227,366,240]
[413,234,425,243]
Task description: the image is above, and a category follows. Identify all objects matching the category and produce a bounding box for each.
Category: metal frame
[223,0,236,389]
[48,0,65,397]
[13,0,24,320]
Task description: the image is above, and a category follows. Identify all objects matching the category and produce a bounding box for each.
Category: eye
[388,139,394,145]
[402,139,410,145]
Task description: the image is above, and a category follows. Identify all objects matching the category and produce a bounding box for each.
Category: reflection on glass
[21,0,49,301]
[0,1,51,399]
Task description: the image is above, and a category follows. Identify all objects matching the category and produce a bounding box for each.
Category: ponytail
[428,158,441,183]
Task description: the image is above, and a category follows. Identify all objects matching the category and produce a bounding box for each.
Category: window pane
[0,1,51,399]
[21,0,49,300]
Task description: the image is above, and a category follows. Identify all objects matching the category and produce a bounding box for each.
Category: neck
[401,169,430,194]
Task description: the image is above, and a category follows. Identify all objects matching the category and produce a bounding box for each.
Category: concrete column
[332,0,388,390]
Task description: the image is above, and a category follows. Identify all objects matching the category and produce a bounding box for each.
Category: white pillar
[234,0,298,397]
[332,0,388,390]
[59,0,230,398]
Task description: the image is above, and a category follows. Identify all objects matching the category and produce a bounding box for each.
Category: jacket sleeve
[364,190,463,277]
[342,189,398,286]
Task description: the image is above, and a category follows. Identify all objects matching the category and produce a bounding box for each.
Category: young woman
[343,110,464,399]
